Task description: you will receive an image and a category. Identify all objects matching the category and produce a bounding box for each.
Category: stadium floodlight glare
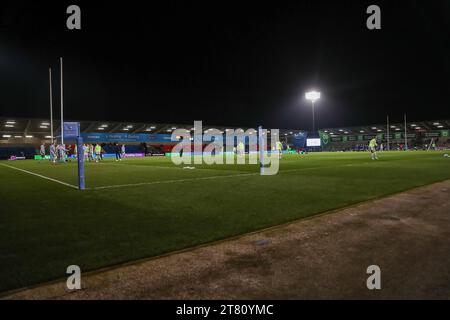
[437,125,443,128]
[305,90,320,101]
[2,135,11,138]
[25,135,33,138]
[305,90,320,132]
[360,130,364,133]
[14,135,23,138]
[411,124,416,127]
[40,126,48,129]
[433,122,440,125]
[98,127,105,130]
[5,124,14,128]
[100,124,108,127]
[6,121,15,124]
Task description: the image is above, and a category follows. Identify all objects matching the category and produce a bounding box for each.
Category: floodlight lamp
[305,91,321,101]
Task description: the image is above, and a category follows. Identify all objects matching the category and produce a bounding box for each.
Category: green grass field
[0,151,449,293]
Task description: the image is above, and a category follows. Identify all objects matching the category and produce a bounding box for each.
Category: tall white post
[404,114,407,150]
[259,126,264,175]
[386,115,390,151]
[49,68,54,142]
[60,57,64,145]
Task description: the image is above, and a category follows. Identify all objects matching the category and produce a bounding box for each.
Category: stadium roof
[0,117,448,141]
[0,117,305,140]
[321,120,450,136]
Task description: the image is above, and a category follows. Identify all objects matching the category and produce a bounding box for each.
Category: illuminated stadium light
[289,132,293,134]
[41,122,50,126]
[411,124,416,127]
[5,124,14,127]
[122,128,129,131]
[284,133,288,136]
[166,129,172,132]
[377,129,382,132]
[14,135,23,138]
[415,127,421,130]
[433,122,440,125]
[126,125,133,128]
[339,129,343,132]
[305,90,320,101]
[437,125,443,128]
[98,127,105,130]
[2,135,11,138]
[45,136,52,138]
[395,128,401,131]
[360,130,364,133]
[6,121,16,124]
[171,127,177,130]
[150,126,156,129]
[330,132,334,135]
[305,90,321,132]
[25,135,33,138]
[39,126,48,129]
[344,131,349,134]
[324,130,328,133]
[100,124,108,127]
[145,128,152,131]
[371,127,377,130]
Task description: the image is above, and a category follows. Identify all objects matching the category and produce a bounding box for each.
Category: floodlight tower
[305,90,321,132]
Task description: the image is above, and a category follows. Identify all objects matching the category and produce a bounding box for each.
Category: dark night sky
[0,0,449,129]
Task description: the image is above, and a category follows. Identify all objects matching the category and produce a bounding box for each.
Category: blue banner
[293,132,307,147]
[80,133,173,143]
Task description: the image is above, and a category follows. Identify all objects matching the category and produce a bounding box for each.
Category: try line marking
[93,172,258,190]
[0,161,365,191]
[0,163,79,189]
[93,163,360,190]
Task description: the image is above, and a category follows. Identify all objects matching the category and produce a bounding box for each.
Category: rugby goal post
[64,122,85,190]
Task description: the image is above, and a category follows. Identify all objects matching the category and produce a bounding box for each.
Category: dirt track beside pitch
[4,180,450,299]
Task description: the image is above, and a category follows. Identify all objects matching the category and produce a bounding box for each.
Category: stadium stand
[0,117,448,158]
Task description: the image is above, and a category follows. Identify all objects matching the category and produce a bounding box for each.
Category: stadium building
[0,117,449,159]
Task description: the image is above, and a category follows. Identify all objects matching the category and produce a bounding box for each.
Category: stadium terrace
[0,117,449,160]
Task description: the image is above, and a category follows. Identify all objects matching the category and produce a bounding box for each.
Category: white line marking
[92,163,358,190]
[93,172,258,190]
[0,163,79,189]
